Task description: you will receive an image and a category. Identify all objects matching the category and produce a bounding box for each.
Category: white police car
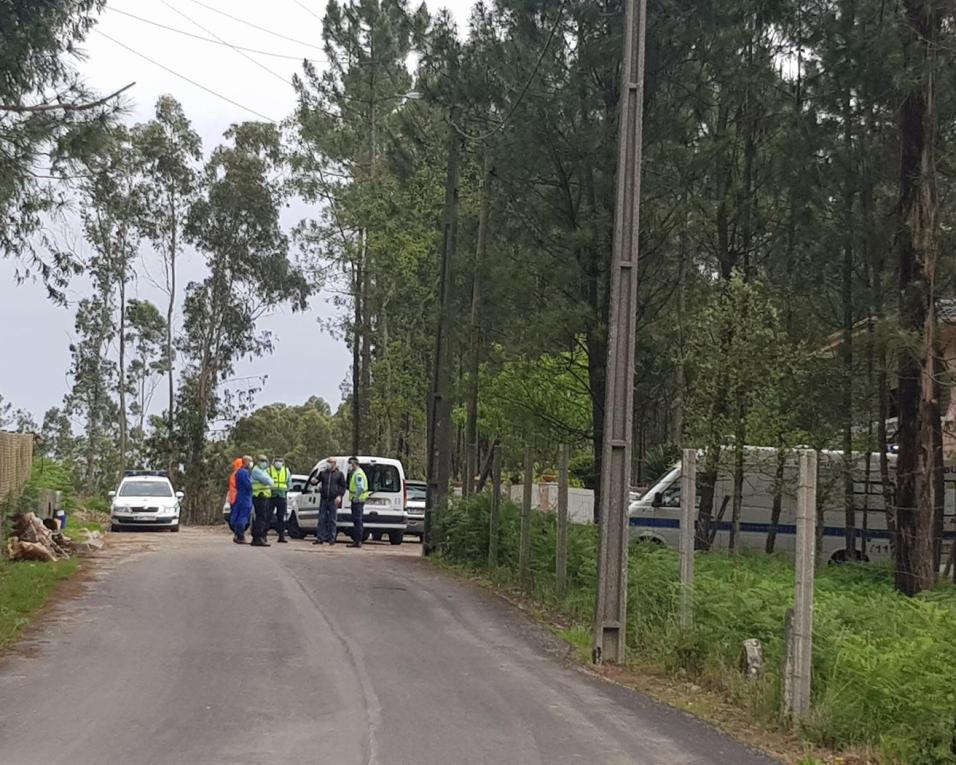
[110,471,183,532]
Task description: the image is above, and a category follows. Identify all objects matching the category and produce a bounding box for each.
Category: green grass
[438,495,956,765]
[62,521,103,540]
[0,557,80,650]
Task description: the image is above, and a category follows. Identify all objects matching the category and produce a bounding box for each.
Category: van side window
[660,485,681,508]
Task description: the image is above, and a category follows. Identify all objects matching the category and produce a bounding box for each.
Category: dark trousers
[271,495,287,538]
[350,501,365,543]
[253,494,272,541]
[316,498,338,542]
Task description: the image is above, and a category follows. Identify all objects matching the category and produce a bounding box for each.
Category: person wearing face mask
[231,456,254,544]
[250,454,275,547]
[268,456,291,544]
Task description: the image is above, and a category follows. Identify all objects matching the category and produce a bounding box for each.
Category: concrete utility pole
[679,449,697,631]
[593,0,648,665]
[784,449,818,723]
[424,104,462,557]
[488,443,502,569]
[520,448,534,588]
[556,444,570,599]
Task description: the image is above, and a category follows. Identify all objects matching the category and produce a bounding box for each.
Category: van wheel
[388,531,403,546]
[829,549,867,564]
[287,514,306,539]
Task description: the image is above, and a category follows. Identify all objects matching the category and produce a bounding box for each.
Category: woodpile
[6,512,73,562]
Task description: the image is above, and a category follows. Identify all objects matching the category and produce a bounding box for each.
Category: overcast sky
[1,0,476,425]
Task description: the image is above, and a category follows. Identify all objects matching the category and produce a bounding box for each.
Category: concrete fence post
[519,448,533,588]
[488,445,502,570]
[784,448,817,724]
[556,444,569,599]
[679,448,696,631]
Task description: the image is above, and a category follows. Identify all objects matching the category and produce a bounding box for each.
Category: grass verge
[0,557,80,650]
[437,495,956,765]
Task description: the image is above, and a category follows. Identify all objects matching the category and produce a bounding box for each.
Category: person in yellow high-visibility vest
[346,457,369,548]
[268,456,292,543]
[250,454,274,547]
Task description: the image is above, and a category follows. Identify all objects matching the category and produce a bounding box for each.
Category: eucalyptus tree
[78,123,143,473]
[177,122,309,519]
[134,96,202,466]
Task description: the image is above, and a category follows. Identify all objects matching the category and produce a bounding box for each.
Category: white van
[294,456,408,545]
[629,446,956,563]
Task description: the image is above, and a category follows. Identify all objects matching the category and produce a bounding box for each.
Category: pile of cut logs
[6,512,74,562]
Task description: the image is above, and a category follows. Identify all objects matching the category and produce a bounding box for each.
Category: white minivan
[294,456,408,545]
[629,446,956,564]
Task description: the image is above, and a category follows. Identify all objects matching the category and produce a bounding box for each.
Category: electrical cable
[94,29,279,123]
[186,0,325,52]
[293,0,324,23]
[109,7,324,62]
[450,0,567,142]
[162,1,292,86]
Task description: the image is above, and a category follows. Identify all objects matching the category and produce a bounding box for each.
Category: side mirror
[652,492,663,507]
[108,491,116,499]
[175,491,184,500]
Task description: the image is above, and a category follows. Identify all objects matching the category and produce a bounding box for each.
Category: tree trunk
[352,257,362,456]
[464,152,491,498]
[166,199,177,474]
[765,446,786,553]
[841,71,857,559]
[118,270,128,475]
[894,0,940,595]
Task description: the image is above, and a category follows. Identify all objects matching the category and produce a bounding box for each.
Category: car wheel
[388,531,403,546]
[111,524,121,533]
[287,513,306,539]
[170,524,180,533]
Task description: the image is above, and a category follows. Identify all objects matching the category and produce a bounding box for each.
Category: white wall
[506,483,594,525]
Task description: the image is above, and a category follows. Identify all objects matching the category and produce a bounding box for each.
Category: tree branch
[0,83,135,114]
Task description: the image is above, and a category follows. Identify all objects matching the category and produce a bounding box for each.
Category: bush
[439,495,956,764]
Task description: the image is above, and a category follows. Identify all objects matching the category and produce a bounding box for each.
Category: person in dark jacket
[312,457,347,545]
[232,456,254,544]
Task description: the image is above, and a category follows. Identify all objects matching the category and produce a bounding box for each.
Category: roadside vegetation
[0,460,100,649]
[0,558,80,650]
[439,495,956,764]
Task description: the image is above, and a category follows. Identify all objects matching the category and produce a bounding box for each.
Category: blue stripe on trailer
[628,516,956,540]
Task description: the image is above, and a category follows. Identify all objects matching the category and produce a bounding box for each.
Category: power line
[294,0,324,23]
[94,29,279,123]
[187,0,325,52]
[162,1,292,86]
[450,0,567,143]
[109,7,323,62]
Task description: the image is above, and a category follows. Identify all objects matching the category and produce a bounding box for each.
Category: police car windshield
[119,481,173,497]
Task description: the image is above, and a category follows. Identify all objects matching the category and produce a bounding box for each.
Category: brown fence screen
[0,432,34,504]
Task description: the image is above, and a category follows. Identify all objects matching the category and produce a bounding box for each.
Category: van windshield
[643,466,680,507]
[361,464,401,493]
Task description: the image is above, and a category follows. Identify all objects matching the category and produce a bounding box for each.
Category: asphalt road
[0,528,778,765]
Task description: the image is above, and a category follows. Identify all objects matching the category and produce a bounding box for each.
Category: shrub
[439,495,956,764]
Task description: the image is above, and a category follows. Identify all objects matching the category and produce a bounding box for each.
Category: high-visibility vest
[268,465,290,492]
[349,467,370,502]
[252,472,272,498]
